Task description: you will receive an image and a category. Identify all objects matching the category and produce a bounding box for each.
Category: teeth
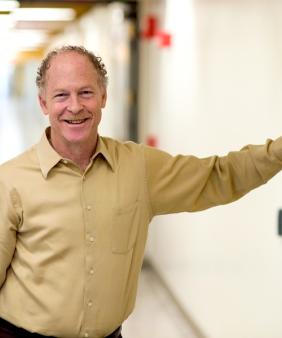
[66,119,85,124]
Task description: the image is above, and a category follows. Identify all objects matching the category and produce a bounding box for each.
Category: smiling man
[38,48,107,171]
[1,45,282,338]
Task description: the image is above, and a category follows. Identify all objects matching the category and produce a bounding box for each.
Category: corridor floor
[122,262,200,338]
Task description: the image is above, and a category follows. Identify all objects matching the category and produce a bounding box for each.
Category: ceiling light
[0,14,14,29]
[12,8,76,22]
[0,0,19,12]
[0,29,48,59]
[12,29,48,47]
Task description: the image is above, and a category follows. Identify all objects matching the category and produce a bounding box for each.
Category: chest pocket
[112,201,139,254]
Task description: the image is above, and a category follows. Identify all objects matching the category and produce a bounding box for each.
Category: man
[0,45,282,338]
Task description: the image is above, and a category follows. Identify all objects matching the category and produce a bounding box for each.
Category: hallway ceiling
[0,0,131,61]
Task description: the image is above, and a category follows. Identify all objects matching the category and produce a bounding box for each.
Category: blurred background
[1,0,282,337]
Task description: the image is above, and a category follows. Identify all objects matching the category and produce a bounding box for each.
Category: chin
[64,131,95,145]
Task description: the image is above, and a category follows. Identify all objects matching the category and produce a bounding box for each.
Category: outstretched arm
[144,137,282,215]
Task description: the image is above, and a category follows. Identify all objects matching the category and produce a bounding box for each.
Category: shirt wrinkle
[141,145,155,218]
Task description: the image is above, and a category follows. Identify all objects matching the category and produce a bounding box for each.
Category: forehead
[45,51,99,87]
[48,52,97,77]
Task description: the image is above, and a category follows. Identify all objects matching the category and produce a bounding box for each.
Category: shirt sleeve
[143,137,282,215]
[0,181,21,288]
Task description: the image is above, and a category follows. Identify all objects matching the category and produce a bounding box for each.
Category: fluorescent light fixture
[0,14,14,30]
[12,8,75,22]
[12,29,48,48]
[0,29,48,59]
[0,0,19,11]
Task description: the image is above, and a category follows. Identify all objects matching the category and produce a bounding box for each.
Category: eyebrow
[52,85,95,93]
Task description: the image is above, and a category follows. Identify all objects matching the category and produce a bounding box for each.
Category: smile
[64,119,88,125]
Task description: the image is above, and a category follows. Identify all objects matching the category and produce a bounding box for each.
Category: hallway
[123,262,200,338]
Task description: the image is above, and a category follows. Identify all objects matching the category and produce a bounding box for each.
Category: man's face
[39,51,107,150]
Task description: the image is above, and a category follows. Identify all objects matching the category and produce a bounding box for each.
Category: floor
[122,262,200,338]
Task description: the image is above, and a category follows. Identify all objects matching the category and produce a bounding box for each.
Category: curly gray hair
[36,45,108,91]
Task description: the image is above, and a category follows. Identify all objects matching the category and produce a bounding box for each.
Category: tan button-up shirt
[1,130,282,338]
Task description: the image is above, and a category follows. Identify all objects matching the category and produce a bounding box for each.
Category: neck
[62,144,96,171]
[48,133,98,171]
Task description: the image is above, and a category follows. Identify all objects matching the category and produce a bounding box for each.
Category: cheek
[92,109,102,126]
[49,104,65,118]
[88,101,100,113]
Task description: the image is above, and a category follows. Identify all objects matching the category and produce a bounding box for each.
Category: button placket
[81,176,97,335]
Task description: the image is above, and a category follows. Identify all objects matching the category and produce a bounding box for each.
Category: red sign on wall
[141,14,172,48]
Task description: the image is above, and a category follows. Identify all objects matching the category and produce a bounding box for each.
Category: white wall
[0,59,47,164]
[139,0,282,337]
[0,63,24,163]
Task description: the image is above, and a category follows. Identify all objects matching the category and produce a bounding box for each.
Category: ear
[38,94,48,115]
[101,89,107,108]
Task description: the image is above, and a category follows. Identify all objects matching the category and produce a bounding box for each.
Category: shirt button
[86,205,92,211]
[90,268,94,275]
[62,160,68,164]
[88,300,93,307]
[84,333,89,338]
[89,236,95,243]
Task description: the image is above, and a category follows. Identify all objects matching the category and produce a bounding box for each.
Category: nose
[67,94,83,114]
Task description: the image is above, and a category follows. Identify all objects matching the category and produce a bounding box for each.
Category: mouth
[64,118,89,125]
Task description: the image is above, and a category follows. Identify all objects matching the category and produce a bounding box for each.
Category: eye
[53,93,68,100]
[80,90,93,98]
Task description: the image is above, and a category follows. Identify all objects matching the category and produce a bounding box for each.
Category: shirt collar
[93,135,115,172]
[36,128,115,179]
[36,129,62,178]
